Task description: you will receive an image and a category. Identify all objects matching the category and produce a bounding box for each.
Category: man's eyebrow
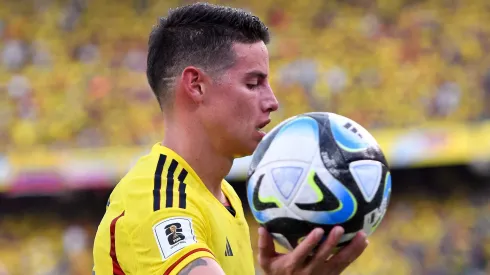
[245,70,268,79]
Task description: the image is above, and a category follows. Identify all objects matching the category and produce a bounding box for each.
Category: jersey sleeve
[130,201,216,275]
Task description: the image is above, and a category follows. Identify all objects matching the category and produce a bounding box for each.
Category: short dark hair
[146,2,270,109]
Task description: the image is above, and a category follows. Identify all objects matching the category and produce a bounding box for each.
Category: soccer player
[93,3,368,275]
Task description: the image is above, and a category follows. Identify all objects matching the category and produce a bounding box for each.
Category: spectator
[1,40,28,71]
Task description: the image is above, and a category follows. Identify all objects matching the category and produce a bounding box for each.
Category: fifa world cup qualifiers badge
[153,217,197,260]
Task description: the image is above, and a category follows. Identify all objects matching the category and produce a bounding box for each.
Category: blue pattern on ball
[247,173,268,223]
[276,116,319,142]
[310,176,357,224]
[383,173,392,201]
[330,117,370,152]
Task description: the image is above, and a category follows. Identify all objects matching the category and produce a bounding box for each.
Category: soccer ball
[246,112,391,250]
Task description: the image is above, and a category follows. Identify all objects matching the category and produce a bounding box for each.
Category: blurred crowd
[0,215,93,275]
[2,0,490,151]
[0,193,99,275]
[1,184,490,275]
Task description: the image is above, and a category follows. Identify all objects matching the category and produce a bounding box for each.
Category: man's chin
[232,144,257,159]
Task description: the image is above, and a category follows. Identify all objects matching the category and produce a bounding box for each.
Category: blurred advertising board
[0,147,150,195]
[2,122,490,194]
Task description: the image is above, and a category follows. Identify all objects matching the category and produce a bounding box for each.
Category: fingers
[257,227,368,275]
[327,230,368,274]
[309,226,344,268]
[257,227,276,268]
[289,228,325,266]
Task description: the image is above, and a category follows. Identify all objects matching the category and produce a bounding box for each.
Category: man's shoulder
[109,144,214,231]
[113,154,206,227]
[123,143,196,187]
[121,149,202,203]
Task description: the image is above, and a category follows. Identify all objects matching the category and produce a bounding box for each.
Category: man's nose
[262,87,279,113]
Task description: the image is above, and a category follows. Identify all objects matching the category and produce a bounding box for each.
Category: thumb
[257,226,276,267]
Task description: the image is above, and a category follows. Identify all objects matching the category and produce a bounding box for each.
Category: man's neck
[162,120,233,200]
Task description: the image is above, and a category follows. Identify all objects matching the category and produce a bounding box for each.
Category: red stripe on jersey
[110,211,126,275]
[163,248,214,275]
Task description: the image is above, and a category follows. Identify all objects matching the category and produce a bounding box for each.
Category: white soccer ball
[246,112,392,250]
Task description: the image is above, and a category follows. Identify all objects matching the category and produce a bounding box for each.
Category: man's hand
[257,226,368,275]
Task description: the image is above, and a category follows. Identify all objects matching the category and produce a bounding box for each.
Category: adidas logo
[225,237,233,256]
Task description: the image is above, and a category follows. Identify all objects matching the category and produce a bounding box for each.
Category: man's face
[200,41,279,157]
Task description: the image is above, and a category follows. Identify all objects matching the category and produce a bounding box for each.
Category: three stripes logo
[153,154,189,212]
[224,237,233,256]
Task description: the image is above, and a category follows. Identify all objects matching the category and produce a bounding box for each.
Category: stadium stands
[2,0,490,150]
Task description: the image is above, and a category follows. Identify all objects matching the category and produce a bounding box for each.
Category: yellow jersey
[93,143,255,275]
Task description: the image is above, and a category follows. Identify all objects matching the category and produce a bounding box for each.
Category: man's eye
[247,84,258,89]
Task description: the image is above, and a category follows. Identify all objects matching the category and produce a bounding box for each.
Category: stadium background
[1,0,490,274]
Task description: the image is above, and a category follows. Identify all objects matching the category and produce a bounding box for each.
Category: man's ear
[181,66,206,104]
